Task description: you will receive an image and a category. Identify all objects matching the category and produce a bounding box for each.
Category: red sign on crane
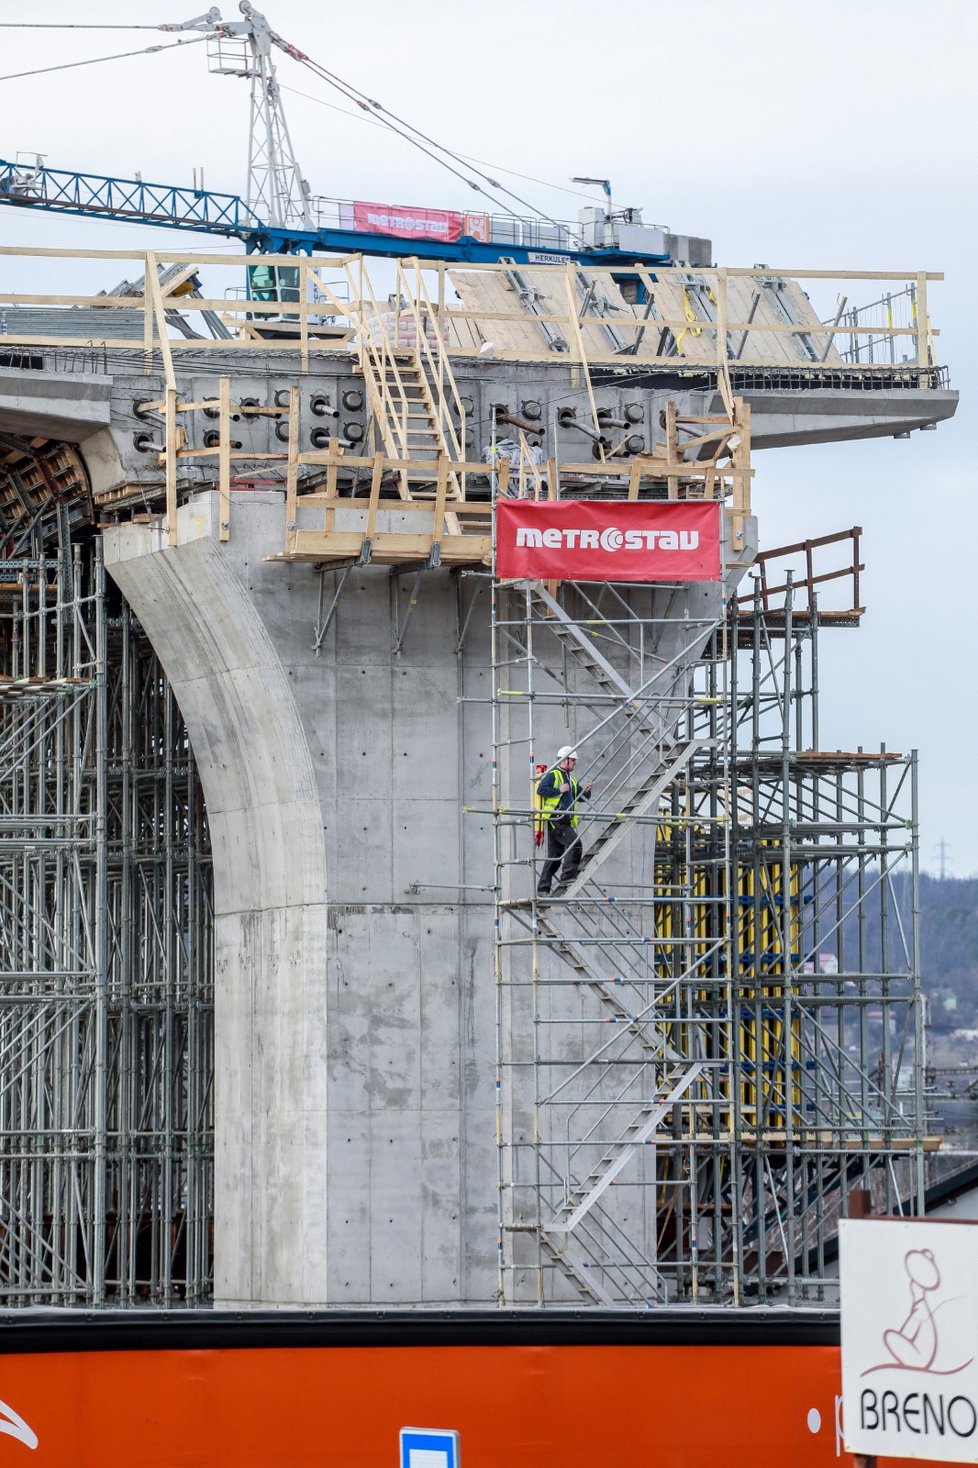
[351,200,489,243]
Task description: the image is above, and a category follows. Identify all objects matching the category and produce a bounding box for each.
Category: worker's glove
[534,828,544,847]
[585,782,593,795]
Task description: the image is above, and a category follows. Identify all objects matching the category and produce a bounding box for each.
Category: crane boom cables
[277,85,602,204]
[0,22,175,28]
[0,34,208,85]
[268,30,575,234]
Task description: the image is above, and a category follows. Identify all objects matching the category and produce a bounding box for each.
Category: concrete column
[104,491,497,1307]
[105,497,330,1303]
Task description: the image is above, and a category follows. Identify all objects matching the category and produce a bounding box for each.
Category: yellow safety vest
[538,767,582,827]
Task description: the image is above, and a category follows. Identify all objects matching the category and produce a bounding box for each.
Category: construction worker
[536,746,591,896]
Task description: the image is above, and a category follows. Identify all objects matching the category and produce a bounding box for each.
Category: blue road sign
[399,1426,460,1468]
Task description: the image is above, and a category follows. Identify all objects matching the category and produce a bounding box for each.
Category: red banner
[353,200,463,243]
[495,499,722,583]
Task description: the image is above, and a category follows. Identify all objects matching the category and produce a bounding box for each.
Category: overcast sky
[1,0,974,872]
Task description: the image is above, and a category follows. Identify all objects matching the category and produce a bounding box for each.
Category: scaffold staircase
[492,574,731,1308]
[544,738,708,902]
[532,911,683,1052]
[354,349,463,500]
[547,1063,704,1235]
[529,584,647,709]
[535,1061,705,1305]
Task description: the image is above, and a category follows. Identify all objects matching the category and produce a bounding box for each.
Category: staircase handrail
[395,259,467,469]
[343,256,413,460]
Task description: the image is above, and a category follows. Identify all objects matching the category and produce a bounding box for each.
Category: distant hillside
[826,872,978,1032]
[915,874,978,1031]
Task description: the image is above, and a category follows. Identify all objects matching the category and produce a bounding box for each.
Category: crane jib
[0,158,673,268]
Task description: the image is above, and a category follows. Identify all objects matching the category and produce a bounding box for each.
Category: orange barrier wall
[0,1340,924,1467]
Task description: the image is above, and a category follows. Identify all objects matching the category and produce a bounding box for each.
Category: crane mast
[165,2,313,233]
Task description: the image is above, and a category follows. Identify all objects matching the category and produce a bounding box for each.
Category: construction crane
[0,4,682,273]
[0,153,677,270]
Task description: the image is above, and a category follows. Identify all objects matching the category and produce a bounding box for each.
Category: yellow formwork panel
[649,828,804,1131]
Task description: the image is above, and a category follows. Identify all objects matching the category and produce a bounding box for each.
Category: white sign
[399,1427,460,1468]
[840,1218,978,1462]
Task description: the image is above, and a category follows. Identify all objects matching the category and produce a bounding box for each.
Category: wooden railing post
[218,377,231,543]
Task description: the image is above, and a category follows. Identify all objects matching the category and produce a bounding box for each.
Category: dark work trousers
[538,819,583,892]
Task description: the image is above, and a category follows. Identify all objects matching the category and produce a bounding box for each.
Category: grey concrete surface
[0,356,958,509]
[0,368,113,441]
[105,492,498,1306]
[733,387,959,450]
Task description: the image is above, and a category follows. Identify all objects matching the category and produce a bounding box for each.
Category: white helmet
[556,746,578,760]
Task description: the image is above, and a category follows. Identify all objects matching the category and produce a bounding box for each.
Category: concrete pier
[105,486,756,1306]
[106,492,498,1305]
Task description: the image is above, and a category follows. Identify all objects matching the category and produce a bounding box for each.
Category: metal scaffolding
[0,240,945,1312]
[0,528,213,1305]
[493,551,924,1308]
[0,507,924,1312]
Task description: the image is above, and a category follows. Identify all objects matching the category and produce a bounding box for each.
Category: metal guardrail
[737,527,864,619]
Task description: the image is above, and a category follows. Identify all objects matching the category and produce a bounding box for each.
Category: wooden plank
[324,447,343,534]
[431,457,449,552]
[145,252,175,390]
[563,265,603,454]
[170,401,288,417]
[665,402,679,501]
[364,452,385,542]
[142,267,154,375]
[295,530,428,556]
[732,399,752,545]
[288,529,491,565]
[0,245,354,266]
[552,461,724,479]
[916,272,930,371]
[295,495,492,511]
[218,377,231,544]
[285,384,300,556]
[294,452,492,475]
[0,293,153,309]
[715,266,728,372]
[0,248,941,282]
[719,267,943,282]
[299,258,309,375]
[174,449,288,461]
[446,269,542,357]
[164,385,177,549]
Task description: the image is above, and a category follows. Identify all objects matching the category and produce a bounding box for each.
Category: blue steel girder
[0,158,259,236]
[0,158,672,268]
